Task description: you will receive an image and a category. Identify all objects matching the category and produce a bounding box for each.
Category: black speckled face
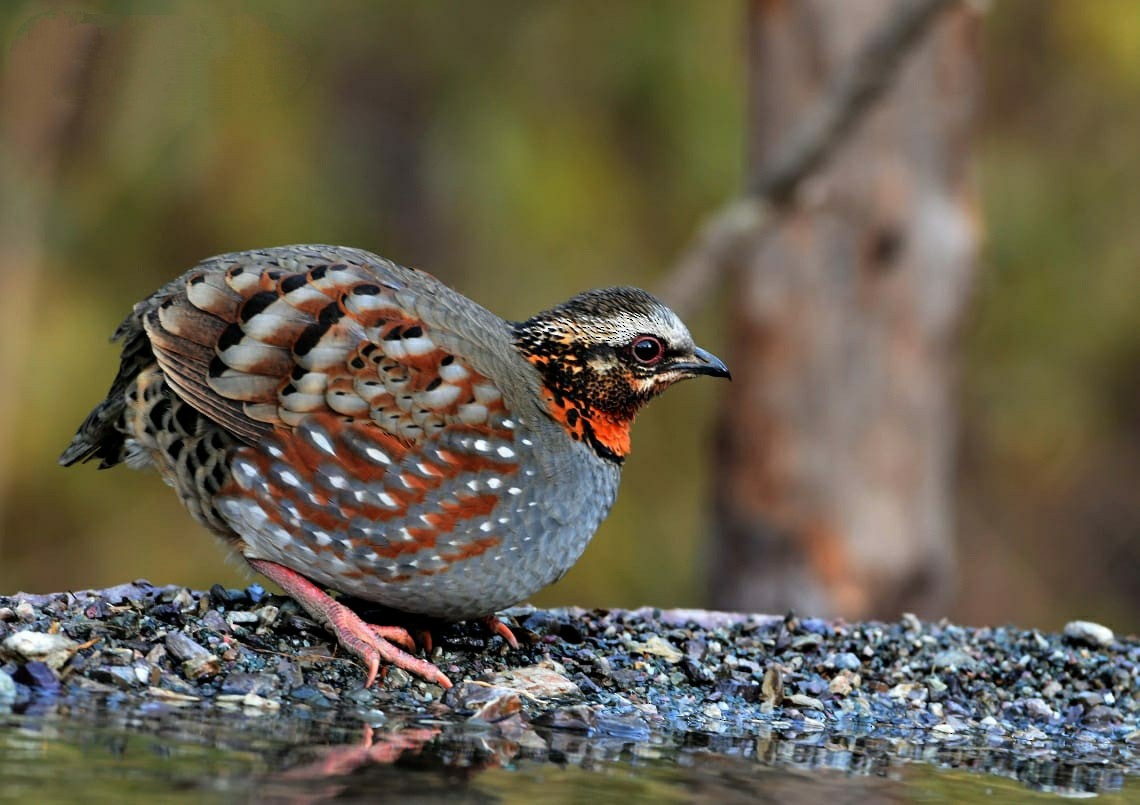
[513,287,729,462]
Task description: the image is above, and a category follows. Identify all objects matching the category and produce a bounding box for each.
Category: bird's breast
[216,410,621,620]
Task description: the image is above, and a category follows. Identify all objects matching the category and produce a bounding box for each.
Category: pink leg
[248,559,452,689]
[483,616,519,650]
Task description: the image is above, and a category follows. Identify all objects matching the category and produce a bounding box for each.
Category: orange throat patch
[540,389,632,462]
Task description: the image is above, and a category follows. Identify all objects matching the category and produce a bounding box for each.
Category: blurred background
[1,1,1137,633]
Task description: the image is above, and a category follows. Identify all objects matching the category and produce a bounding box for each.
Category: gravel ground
[2,581,1138,796]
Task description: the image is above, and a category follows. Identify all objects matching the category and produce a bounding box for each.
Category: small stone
[829,674,852,697]
[254,605,279,632]
[15,602,35,623]
[932,649,976,671]
[242,692,280,711]
[545,703,597,731]
[102,647,135,666]
[385,668,412,690]
[91,666,141,690]
[165,631,220,680]
[453,681,524,722]
[274,656,304,689]
[208,583,234,607]
[2,631,79,670]
[216,692,279,711]
[1021,697,1057,722]
[485,661,581,700]
[1073,692,1104,708]
[786,693,824,711]
[829,652,861,671]
[182,655,221,680]
[889,682,920,700]
[147,686,200,705]
[14,661,59,692]
[0,669,16,708]
[1062,620,1114,648]
[225,611,259,628]
[0,608,14,622]
[201,610,230,635]
[761,666,784,707]
[165,630,210,660]
[789,633,821,651]
[171,588,196,612]
[220,672,274,696]
[631,636,683,664]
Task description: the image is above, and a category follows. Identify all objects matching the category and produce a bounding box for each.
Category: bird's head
[512,287,730,463]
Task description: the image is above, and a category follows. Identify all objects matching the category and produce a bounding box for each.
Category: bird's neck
[512,319,642,464]
[536,386,632,464]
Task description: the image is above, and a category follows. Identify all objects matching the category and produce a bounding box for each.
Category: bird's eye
[630,335,665,365]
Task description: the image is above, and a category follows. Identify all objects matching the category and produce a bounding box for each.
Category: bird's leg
[247,559,452,689]
[483,615,519,650]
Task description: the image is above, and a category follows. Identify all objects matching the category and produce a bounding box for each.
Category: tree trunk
[709,0,979,619]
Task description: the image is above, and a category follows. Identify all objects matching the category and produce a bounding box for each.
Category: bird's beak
[673,346,731,380]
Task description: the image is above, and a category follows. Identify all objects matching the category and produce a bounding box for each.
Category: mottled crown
[514,287,696,356]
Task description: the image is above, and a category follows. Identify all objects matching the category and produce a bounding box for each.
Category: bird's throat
[539,388,631,464]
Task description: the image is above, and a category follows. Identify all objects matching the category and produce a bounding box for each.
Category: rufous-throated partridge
[62,245,730,688]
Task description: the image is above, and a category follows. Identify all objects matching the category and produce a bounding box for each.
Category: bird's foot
[482,615,519,649]
[247,559,453,689]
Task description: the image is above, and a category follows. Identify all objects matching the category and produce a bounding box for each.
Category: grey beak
[674,346,731,380]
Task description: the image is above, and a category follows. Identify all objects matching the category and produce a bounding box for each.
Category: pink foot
[483,615,519,649]
[248,559,452,689]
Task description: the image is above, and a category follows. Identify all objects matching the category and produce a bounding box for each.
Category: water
[2,695,1135,803]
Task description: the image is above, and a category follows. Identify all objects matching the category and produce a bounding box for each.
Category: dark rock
[13,661,60,693]
[540,704,596,732]
[165,631,220,680]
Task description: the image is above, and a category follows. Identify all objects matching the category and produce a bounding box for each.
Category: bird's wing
[141,245,515,448]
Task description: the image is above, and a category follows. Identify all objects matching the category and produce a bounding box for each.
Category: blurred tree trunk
[709,0,979,619]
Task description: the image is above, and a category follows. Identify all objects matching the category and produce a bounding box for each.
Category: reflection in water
[0,693,1135,803]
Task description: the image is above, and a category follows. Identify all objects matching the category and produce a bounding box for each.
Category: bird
[61,244,730,689]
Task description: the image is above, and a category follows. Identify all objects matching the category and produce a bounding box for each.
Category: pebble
[0,581,1138,797]
[1,631,78,669]
[1063,620,1114,648]
[452,681,524,722]
[15,602,35,623]
[164,631,220,680]
[0,669,15,708]
[633,636,683,664]
[485,662,581,700]
[14,660,60,692]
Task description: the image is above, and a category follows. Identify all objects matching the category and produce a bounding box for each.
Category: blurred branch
[657,0,960,313]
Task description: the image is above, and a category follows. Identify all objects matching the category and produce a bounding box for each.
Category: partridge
[61,245,729,688]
